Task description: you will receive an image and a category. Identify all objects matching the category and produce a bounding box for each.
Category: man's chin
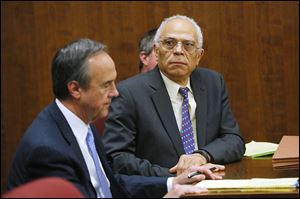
[91,111,108,122]
[169,70,189,78]
[99,110,109,119]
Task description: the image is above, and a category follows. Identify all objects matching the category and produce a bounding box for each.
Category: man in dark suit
[103,15,245,177]
[6,39,224,198]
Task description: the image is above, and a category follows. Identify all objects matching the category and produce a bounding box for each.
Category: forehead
[88,52,114,67]
[87,52,116,80]
[160,18,197,41]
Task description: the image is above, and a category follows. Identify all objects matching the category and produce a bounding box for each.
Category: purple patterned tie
[179,87,196,154]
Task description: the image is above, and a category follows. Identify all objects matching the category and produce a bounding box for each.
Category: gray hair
[138,28,157,70]
[154,15,203,48]
[52,38,106,99]
[138,28,157,54]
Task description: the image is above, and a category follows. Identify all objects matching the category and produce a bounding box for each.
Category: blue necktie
[179,87,196,154]
[86,128,112,198]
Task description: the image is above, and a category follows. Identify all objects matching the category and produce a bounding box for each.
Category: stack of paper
[272,136,299,170]
[196,178,299,189]
[244,141,278,158]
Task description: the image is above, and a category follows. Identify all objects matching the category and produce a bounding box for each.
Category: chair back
[2,177,84,198]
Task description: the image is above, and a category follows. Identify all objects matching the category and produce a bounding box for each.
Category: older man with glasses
[103,15,245,177]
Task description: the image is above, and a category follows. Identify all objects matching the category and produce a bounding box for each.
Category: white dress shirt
[56,99,110,198]
[160,71,199,150]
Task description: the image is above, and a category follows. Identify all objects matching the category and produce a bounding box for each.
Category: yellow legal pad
[244,141,278,158]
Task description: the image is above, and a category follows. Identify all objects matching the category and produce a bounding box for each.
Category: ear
[67,80,81,99]
[153,44,159,61]
[139,51,149,66]
[196,48,204,65]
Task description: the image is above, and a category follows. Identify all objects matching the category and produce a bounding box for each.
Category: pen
[187,167,217,179]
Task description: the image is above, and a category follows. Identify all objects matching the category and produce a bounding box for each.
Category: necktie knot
[179,87,189,99]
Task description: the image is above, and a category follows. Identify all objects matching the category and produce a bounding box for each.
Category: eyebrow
[103,80,114,85]
[162,37,196,42]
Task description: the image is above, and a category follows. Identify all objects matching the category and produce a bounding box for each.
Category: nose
[114,88,119,97]
[109,82,119,98]
[174,42,184,54]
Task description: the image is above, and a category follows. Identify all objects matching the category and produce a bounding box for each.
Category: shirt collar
[55,98,89,142]
[160,70,192,98]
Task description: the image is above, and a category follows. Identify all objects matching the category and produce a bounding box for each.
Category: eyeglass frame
[158,37,200,53]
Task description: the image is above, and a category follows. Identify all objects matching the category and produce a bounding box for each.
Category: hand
[169,153,207,175]
[172,166,224,187]
[163,184,208,198]
[200,163,226,173]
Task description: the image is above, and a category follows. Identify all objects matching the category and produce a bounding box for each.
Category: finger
[169,165,177,173]
[192,167,216,180]
[177,163,193,176]
[177,159,200,175]
[175,159,186,175]
[206,170,223,180]
[216,165,225,170]
[212,174,223,180]
[214,170,226,177]
[206,163,225,171]
[188,173,206,183]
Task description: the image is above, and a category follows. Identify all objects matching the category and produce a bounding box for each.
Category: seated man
[103,15,245,177]
[138,28,158,73]
[7,38,224,198]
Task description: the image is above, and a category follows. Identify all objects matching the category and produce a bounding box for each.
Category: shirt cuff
[167,177,174,192]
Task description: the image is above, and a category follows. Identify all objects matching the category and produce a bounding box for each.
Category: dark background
[1,1,298,194]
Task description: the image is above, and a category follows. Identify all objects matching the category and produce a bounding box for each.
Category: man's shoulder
[118,73,145,85]
[25,102,60,138]
[191,67,223,83]
[193,67,221,77]
[34,102,58,124]
[20,103,71,159]
[117,69,158,89]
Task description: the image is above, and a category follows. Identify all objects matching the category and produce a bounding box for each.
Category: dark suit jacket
[103,67,245,177]
[7,102,167,198]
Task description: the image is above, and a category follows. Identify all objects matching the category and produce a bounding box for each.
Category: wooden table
[185,157,299,198]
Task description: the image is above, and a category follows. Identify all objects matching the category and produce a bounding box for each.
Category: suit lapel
[149,68,185,156]
[191,71,207,148]
[48,102,125,197]
[48,102,91,178]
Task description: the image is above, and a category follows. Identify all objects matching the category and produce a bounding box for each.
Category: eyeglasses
[159,38,199,53]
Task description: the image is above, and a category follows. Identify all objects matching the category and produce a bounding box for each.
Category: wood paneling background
[1,1,298,194]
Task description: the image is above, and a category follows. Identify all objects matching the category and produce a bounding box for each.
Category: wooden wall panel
[1,1,298,194]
